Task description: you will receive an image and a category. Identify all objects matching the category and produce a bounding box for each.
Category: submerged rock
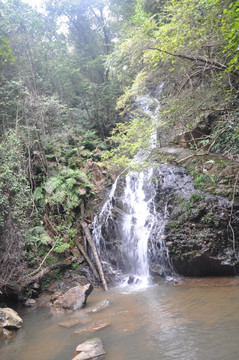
[51,283,93,312]
[25,298,36,307]
[73,321,111,335]
[86,299,110,314]
[72,338,105,360]
[58,317,89,328]
[0,308,23,330]
[1,327,15,339]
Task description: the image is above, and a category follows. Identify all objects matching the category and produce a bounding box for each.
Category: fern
[33,186,44,201]
[65,177,77,189]
[45,176,62,194]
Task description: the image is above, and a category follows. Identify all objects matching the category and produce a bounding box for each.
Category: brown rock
[0,308,23,330]
[85,299,110,314]
[73,321,111,334]
[72,338,105,360]
[52,284,93,312]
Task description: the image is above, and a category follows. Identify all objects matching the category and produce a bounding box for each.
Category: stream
[1,277,239,360]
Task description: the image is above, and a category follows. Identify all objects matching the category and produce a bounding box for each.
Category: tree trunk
[80,220,108,291]
[75,238,100,281]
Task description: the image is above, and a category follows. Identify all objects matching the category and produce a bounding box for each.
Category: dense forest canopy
[0,0,238,291]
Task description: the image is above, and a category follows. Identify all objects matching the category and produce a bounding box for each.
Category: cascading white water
[119,169,157,285]
[93,86,197,285]
[93,90,164,286]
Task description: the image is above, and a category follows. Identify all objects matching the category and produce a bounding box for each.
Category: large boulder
[0,308,23,330]
[52,284,93,312]
[72,338,105,360]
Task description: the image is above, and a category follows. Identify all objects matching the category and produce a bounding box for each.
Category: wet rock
[149,264,164,277]
[51,284,93,312]
[73,321,111,335]
[127,276,141,285]
[86,299,110,314]
[47,272,89,295]
[1,328,15,339]
[164,190,239,276]
[0,308,23,330]
[25,298,36,307]
[127,275,135,284]
[59,319,85,328]
[72,338,105,360]
[59,314,89,328]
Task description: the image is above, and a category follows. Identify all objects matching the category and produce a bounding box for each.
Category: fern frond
[45,176,63,194]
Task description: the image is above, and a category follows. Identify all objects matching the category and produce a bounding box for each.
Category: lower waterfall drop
[119,168,157,285]
[93,164,197,286]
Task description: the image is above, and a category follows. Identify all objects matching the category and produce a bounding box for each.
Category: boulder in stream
[51,283,93,312]
[0,308,23,330]
[72,338,105,360]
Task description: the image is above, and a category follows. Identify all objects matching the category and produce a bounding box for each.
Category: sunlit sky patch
[22,0,46,13]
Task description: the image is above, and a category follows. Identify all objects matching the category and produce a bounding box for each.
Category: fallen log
[80,220,108,291]
[75,239,100,281]
[21,262,71,291]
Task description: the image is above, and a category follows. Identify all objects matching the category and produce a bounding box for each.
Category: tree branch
[148,47,239,77]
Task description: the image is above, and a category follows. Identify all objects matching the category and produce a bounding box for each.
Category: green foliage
[211,114,239,156]
[0,131,31,229]
[0,37,16,66]
[35,167,93,212]
[54,237,70,254]
[26,226,51,246]
[222,0,239,72]
[189,193,204,203]
[102,114,158,170]
[194,173,217,186]
[72,261,80,269]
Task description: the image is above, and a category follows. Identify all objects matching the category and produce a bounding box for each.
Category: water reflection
[1,278,239,360]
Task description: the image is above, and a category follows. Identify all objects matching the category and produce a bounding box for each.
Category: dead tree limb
[27,237,59,277]
[44,214,59,236]
[75,238,100,281]
[18,263,71,292]
[80,220,108,291]
[228,171,239,259]
[177,128,227,164]
[148,47,239,77]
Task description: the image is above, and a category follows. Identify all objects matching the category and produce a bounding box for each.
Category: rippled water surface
[1,277,239,360]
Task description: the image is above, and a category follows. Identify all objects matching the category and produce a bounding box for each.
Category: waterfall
[93,162,197,285]
[93,87,196,286]
[93,168,159,285]
[118,169,157,285]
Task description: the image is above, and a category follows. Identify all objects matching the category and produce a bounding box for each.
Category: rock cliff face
[150,147,239,276]
[95,157,239,278]
[162,180,239,276]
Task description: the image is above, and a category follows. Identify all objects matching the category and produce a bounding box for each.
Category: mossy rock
[149,147,239,199]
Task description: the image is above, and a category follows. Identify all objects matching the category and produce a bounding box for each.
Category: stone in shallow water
[0,308,23,330]
[51,283,93,312]
[72,338,105,360]
[85,299,110,314]
[73,321,111,334]
[25,298,36,307]
[58,318,88,328]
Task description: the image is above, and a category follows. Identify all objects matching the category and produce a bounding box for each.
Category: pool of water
[1,277,239,360]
